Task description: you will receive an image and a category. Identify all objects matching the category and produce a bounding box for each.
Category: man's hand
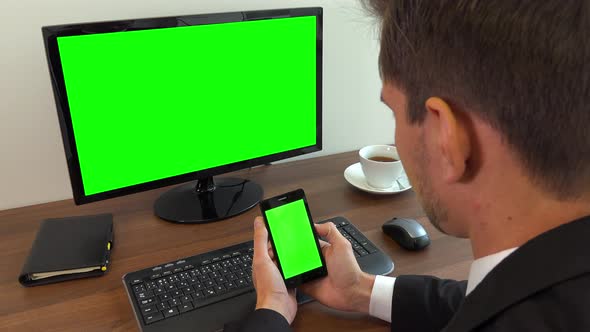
[300,222,376,314]
[252,216,297,324]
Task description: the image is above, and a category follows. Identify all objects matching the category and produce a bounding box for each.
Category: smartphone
[259,189,327,288]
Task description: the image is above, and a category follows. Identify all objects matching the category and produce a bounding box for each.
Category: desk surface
[0,151,472,331]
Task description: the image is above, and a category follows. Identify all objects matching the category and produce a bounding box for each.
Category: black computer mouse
[382,217,430,250]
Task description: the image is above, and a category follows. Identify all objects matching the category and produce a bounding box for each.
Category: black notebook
[19,213,114,287]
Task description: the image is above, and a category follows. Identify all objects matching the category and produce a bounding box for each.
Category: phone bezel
[259,188,327,288]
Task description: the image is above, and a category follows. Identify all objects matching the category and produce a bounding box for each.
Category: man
[230,0,590,331]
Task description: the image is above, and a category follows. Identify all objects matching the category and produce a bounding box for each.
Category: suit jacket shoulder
[445,215,590,331]
[391,216,590,332]
[476,272,590,331]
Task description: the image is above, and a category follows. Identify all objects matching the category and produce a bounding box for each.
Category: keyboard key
[171,290,183,298]
[154,287,166,296]
[183,287,195,295]
[173,268,183,273]
[131,279,142,286]
[180,295,192,303]
[192,291,204,301]
[156,302,170,311]
[226,281,237,289]
[179,302,194,313]
[139,297,156,307]
[204,288,216,297]
[163,307,179,318]
[168,298,181,307]
[141,305,157,316]
[150,274,161,280]
[133,284,146,294]
[159,293,171,301]
[356,248,369,256]
[136,290,153,299]
[144,312,164,324]
[236,279,247,287]
[344,225,358,235]
[363,244,378,254]
[214,284,227,293]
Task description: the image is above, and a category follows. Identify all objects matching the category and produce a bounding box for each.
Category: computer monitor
[42,7,322,223]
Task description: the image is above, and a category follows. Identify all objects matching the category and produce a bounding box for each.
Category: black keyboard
[123,216,394,332]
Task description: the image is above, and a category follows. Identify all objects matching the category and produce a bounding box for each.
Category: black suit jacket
[229,216,590,331]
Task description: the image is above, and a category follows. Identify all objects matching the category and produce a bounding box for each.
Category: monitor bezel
[42,7,323,205]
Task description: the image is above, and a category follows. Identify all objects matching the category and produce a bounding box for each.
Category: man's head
[366,1,590,236]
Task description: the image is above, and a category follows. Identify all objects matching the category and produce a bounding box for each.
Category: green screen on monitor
[264,199,322,279]
[56,16,317,196]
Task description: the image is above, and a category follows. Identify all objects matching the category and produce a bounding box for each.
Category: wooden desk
[0,151,472,331]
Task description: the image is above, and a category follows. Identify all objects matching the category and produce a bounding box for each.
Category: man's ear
[425,97,471,183]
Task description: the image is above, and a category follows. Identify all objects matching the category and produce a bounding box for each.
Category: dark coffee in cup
[359,145,403,188]
[368,156,398,162]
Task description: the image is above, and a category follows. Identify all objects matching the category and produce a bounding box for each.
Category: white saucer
[344,162,412,195]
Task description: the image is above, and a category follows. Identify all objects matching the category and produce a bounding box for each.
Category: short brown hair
[365,0,590,199]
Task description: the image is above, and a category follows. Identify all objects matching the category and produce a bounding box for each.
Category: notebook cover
[19,213,114,287]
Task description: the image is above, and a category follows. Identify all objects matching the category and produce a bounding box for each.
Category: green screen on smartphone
[264,199,323,279]
[55,15,317,196]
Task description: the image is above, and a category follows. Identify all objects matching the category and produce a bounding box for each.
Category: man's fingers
[318,239,330,248]
[253,216,270,261]
[314,223,345,246]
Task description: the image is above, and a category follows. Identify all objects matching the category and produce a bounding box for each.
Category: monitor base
[154,177,263,224]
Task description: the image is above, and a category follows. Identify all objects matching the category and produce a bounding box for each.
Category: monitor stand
[154,176,263,223]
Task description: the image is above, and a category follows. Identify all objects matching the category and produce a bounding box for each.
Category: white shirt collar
[465,247,518,295]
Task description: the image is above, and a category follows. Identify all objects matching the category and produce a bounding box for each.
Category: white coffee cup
[359,145,403,189]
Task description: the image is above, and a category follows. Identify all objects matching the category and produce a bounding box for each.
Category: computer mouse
[382,217,430,250]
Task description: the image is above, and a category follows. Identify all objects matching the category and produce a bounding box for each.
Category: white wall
[0,0,394,210]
